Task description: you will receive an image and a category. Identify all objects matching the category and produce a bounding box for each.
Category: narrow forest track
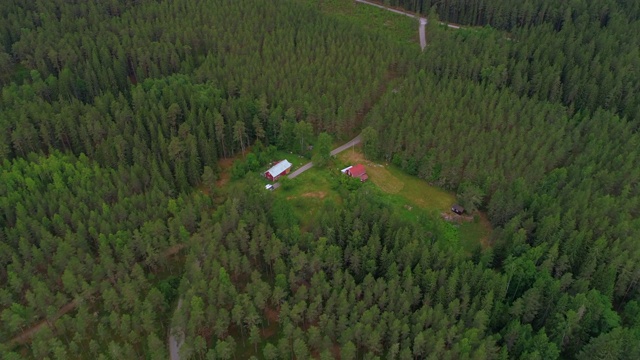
[356,0,463,50]
[8,298,82,347]
[168,299,184,360]
[6,244,186,349]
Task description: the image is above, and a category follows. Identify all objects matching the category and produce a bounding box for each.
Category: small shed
[346,164,368,182]
[265,160,292,182]
[451,204,465,215]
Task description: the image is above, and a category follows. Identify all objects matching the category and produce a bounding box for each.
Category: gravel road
[272,134,362,189]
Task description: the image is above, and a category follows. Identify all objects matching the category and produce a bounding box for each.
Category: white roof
[341,166,353,173]
[266,160,292,176]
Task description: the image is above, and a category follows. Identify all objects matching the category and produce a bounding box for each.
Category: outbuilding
[451,204,465,215]
[265,160,292,182]
[346,164,368,182]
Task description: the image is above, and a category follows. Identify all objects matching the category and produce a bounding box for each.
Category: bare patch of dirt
[216,158,235,188]
[261,307,280,338]
[332,343,342,359]
[9,298,82,346]
[300,191,327,199]
[441,212,474,223]
[264,307,279,323]
[164,244,186,257]
[216,148,252,188]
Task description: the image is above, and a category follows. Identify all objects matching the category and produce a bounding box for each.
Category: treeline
[378,0,640,31]
[367,0,640,121]
[174,186,510,359]
[1,0,405,134]
[359,0,640,357]
[0,0,410,357]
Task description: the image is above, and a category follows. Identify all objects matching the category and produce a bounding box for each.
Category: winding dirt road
[168,299,184,360]
[356,0,463,50]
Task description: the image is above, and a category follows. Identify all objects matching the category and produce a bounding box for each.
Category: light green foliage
[312,132,332,168]
[457,182,485,213]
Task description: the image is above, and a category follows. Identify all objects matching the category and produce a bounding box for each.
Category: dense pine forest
[1,0,639,359]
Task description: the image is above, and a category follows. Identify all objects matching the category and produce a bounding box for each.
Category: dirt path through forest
[8,298,82,347]
[168,299,184,360]
[7,244,186,349]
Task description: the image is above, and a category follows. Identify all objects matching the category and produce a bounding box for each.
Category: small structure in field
[265,160,292,182]
[345,164,368,182]
[451,204,465,215]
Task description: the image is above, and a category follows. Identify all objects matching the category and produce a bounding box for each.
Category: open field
[273,166,342,229]
[338,150,454,211]
[337,148,492,250]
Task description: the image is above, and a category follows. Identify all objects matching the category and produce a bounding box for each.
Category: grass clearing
[274,166,342,229]
[338,148,492,251]
[338,150,454,212]
[269,150,309,169]
[302,0,420,46]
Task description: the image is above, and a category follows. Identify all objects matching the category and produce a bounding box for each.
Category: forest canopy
[1,0,639,359]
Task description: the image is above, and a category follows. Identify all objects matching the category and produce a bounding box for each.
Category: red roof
[348,164,366,178]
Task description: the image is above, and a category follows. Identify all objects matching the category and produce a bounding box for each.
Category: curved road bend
[272,134,362,189]
[355,0,428,50]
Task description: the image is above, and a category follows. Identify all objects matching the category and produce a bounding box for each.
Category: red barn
[346,164,368,182]
[265,160,292,181]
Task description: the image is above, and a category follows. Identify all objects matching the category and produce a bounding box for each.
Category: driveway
[272,134,362,189]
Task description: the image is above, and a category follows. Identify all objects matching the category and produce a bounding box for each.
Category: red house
[346,164,368,182]
[265,160,292,181]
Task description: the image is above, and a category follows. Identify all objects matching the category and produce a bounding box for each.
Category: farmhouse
[451,204,465,215]
[265,160,292,181]
[345,164,368,182]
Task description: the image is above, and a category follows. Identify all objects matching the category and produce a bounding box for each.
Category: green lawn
[225,146,491,252]
[268,150,309,170]
[337,148,492,252]
[273,166,342,230]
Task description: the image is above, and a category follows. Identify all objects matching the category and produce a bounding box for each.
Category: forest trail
[168,299,184,360]
[8,298,81,347]
[7,245,185,349]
